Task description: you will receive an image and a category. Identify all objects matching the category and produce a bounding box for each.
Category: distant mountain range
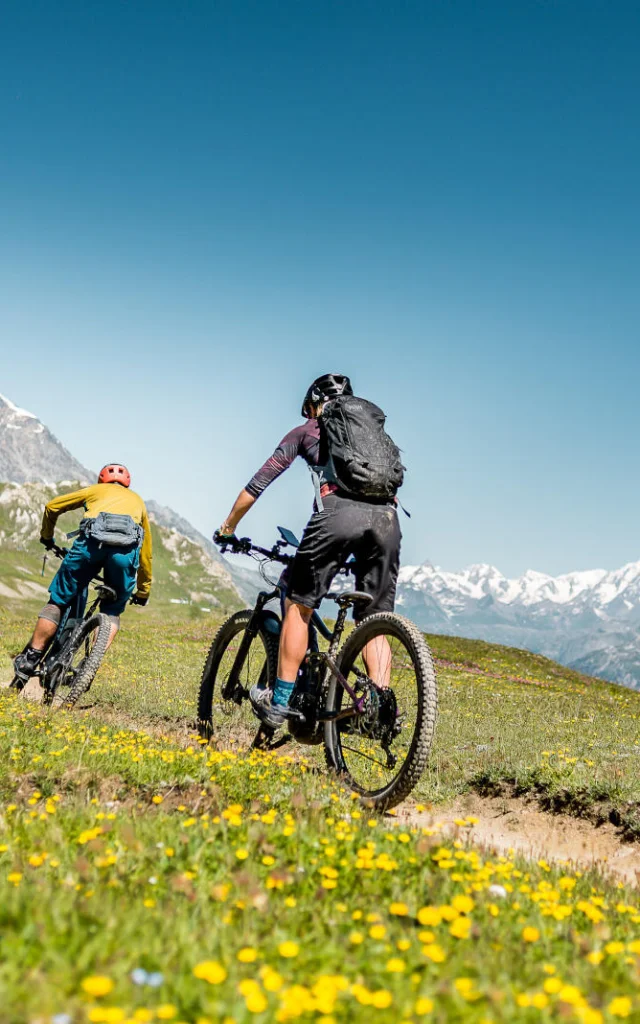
[396,561,640,688]
[2,391,639,687]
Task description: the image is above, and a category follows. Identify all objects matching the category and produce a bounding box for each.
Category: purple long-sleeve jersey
[245,420,323,498]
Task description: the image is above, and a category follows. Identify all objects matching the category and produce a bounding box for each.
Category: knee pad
[38,602,62,626]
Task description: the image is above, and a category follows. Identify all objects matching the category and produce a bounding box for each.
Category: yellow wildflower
[608,997,632,1019]
[81,976,114,998]
[417,906,442,927]
[193,961,227,985]
[449,917,471,939]
[278,941,300,958]
[415,997,434,1015]
[389,901,409,916]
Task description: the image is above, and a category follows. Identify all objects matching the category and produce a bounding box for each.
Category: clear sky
[2,0,639,576]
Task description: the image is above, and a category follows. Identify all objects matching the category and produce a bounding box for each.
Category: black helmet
[301,373,353,417]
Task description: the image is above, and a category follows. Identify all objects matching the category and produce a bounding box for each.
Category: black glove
[40,536,56,551]
[130,594,148,607]
[214,529,236,544]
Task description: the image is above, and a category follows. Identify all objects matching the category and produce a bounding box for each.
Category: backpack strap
[309,464,323,512]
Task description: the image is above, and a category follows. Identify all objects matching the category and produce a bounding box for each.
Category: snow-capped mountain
[396,560,640,688]
[0,394,92,484]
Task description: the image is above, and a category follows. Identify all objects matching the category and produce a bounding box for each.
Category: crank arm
[319,706,360,723]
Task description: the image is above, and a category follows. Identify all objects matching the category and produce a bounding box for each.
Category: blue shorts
[49,535,140,616]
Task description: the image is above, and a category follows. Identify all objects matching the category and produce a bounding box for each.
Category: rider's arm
[40,486,93,540]
[136,507,153,598]
[219,424,317,536]
[219,489,256,536]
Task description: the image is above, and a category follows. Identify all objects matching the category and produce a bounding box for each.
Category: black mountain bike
[11,545,114,709]
[198,527,438,809]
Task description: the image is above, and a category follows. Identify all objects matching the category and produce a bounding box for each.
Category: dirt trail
[402,793,640,885]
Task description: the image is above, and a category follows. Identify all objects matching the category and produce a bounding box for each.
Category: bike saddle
[96,584,118,602]
[331,591,373,608]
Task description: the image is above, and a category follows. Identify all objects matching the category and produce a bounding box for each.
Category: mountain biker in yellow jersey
[218,373,404,730]
[12,463,153,685]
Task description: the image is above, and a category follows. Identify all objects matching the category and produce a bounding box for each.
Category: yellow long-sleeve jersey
[41,483,153,597]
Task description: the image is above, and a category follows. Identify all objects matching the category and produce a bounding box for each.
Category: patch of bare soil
[402,793,640,885]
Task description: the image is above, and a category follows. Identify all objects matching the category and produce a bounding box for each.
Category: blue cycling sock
[272,677,295,707]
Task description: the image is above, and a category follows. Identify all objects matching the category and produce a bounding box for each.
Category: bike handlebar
[213,530,355,578]
[213,531,294,565]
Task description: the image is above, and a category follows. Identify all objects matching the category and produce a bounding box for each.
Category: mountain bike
[198,527,438,809]
[11,544,114,709]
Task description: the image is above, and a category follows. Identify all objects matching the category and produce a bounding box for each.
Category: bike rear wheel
[197,609,279,751]
[323,612,437,810]
[46,613,112,710]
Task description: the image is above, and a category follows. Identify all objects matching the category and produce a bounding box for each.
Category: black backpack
[320,395,405,500]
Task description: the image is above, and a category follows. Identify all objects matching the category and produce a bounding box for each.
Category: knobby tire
[49,613,112,710]
[197,609,279,747]
[323,612,437,810]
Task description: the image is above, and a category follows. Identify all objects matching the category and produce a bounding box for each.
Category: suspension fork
[221,589,279,701]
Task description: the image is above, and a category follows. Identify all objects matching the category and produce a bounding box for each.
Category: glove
[214,529,236,543]
[130,594,148,607]
[40,536,56,551]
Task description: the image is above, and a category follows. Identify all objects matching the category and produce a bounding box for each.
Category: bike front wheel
[47,613,112,710]
[197,609,279,751]
[323,612,437,810]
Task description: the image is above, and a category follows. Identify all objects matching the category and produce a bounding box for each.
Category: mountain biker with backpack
[12,464,153,686]
[218,373,404,729]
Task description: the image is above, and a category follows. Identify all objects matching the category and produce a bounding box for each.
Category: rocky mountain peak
[0,393,92,485]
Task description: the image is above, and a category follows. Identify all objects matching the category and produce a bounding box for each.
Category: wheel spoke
[338,744,390,770]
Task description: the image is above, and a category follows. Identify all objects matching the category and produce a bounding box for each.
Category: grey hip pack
[74,512,144,548]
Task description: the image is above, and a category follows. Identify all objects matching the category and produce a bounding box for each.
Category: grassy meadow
[2,601,640,1021]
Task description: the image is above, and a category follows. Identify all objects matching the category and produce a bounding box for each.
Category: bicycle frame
[215,529,370,727]
[37,548,117,692]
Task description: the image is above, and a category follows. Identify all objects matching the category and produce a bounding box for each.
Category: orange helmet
[98,463,131,487]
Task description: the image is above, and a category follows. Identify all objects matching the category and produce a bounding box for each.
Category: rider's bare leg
[362,635,393,689]
[104,616,120,651]
[278,599,313,681]
[30,616,59,651]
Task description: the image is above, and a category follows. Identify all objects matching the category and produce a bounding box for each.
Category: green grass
[3,606,640,1020]
[3,605,640,830]
[1,689,640,1023]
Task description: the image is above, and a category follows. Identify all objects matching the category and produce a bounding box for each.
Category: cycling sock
[272,677,295,707]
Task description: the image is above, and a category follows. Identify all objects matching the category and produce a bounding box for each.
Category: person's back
[13,463,152,685]
[42,481,148,532]
[218,373,404,728]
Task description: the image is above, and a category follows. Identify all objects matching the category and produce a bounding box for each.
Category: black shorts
[287,493,402,620]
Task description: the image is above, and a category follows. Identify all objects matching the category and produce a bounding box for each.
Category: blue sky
[2,0,639,576]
